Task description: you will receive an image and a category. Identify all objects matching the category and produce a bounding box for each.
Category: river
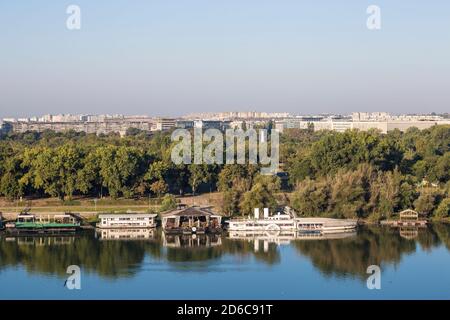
[1,225,449,299]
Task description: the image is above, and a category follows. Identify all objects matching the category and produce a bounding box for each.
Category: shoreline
[2,211,450,225]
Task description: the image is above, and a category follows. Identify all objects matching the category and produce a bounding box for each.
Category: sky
[1,0,449,118]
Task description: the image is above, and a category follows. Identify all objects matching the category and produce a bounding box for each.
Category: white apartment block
[152,118,176,131]
[276,118,450,134]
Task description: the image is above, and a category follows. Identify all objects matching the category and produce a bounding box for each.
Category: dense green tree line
[0,125,449,219]
[284,126,450,219]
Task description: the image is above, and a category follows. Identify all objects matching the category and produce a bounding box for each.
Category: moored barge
[161,205,222,234]
[5,213,81,234]
[227,208,357,234]
[96,213,158,229]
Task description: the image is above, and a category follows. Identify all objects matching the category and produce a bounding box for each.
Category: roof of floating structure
[161,206,221,218]
[399,209,419,219]
[99,213,157,219]
[16,213,81,218]
[399,209,419,214]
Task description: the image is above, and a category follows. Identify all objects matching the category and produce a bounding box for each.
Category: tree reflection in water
[0,225,449,279]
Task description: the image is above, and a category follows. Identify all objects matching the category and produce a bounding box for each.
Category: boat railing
[228,215,293,222]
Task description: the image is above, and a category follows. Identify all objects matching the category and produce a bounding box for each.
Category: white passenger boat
[227,208,296,232]
[227,208,357,234]
[296,218,357,234]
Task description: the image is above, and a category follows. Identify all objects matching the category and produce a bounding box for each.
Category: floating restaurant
[227,208,297,232]
[97,213,157,229]
[5,213,81,233]
[161,205,223,234]
[380,209,427,227]
[227,208,357,234]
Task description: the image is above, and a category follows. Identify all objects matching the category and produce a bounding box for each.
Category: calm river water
[1,225,450,299]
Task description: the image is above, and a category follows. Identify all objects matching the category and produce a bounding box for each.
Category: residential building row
[275,118,450,134]
[2,112,449,136]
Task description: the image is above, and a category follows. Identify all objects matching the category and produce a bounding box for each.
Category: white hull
[227,213,297,232]
[296,217,357,234]
[227,215,357,234]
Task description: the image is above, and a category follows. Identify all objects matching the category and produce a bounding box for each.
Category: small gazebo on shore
[399,209,419,221]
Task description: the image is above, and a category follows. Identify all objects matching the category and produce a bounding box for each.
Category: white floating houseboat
[227,208,357,234]
[97,213,157,229]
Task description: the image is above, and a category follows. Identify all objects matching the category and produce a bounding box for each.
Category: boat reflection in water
[96,228,156,241]
[399,227,420,240]
[162,232,222,248]
[228,230,357,252]
[2,235,76,246]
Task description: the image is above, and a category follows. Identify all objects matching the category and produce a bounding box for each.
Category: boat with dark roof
[161,205,223,234]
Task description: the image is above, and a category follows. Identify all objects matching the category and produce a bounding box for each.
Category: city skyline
[2,110,450,122]
[1,1,450,118]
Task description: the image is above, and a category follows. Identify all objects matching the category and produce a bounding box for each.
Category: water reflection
[162,232,222,248]
[0,224,450,280]
[399,227,419,239]
[292,225,446,279]
[96,228,156,241]
[229,230,357,245]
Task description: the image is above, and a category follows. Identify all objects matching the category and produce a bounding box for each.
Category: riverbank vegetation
[0,125,448,220]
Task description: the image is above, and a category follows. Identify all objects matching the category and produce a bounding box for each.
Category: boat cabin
[97,213,157,229]
[161,206,222,234]
[16,213,80,225]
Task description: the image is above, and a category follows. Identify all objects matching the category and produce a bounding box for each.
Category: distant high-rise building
[153,118,176,131]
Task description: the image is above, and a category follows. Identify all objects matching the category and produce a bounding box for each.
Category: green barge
[6,213,81,234]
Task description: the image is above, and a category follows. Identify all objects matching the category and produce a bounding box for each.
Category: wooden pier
[380,209,428,227]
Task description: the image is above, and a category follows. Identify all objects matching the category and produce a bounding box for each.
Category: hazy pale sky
[1,0,449,118]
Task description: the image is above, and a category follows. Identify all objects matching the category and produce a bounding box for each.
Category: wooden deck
[381,209,428,227]
[380,220,427,227]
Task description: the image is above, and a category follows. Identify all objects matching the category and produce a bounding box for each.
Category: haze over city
[1,0,450,118]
